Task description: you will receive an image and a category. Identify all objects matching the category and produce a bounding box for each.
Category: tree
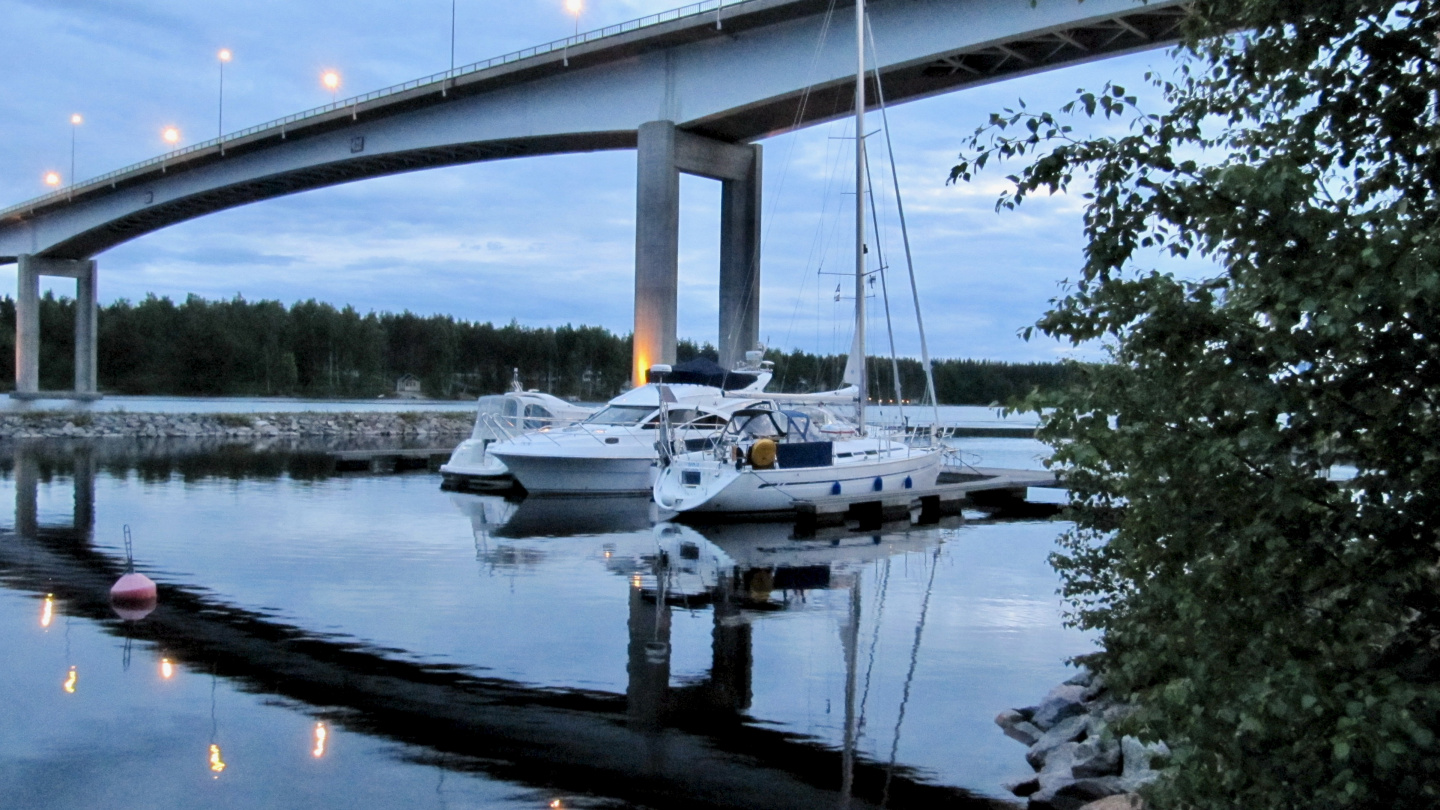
[951,0,1440,806]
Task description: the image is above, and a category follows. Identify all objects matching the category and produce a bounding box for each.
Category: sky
[0,0,1192,363]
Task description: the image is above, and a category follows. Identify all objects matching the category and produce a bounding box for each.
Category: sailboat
[651,0,943,517]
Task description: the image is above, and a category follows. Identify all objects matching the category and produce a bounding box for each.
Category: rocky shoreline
[0,411,474,439]
[996,669,1168,810]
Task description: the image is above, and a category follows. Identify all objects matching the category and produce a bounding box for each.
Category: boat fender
[873,476,883,492]
[830,481,842,495]
[749,439,777,469]
[904,476,913,489]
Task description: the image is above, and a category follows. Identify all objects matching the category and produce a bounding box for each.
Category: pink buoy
[110,525,158,620]
[110,572,157,604]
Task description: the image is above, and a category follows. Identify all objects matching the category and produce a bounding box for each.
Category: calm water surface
[0,438,1086,810]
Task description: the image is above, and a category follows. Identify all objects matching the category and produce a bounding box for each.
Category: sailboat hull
[655,444,943,516]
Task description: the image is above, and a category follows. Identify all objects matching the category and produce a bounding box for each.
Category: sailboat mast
[854,0,868,432]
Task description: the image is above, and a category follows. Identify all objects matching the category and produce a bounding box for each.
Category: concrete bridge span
[0,0,1188,395]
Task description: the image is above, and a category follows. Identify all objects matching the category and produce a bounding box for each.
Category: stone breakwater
[995,669,1169,810]
[0,411,474,439]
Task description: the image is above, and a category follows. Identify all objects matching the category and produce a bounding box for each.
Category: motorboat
[440,374,594,492]
[488,357,772,496]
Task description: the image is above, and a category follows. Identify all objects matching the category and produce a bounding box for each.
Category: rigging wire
[881,545,943,809]
[863,139,907,423]
[866,15,943,433]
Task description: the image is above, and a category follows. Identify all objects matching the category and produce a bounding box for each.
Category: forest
[0,293,1073,404]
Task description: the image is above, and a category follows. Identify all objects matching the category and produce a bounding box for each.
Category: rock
[1003,775,1041,797]
[997,709,1045,745]
[1056,776,1125,803]
[1077,794,1144,810]
[1027,714,1090,769]
[1064,668,1094,688]
[1032,683,1089,730]
[1071,739,1122,778]
[1118,736,1169,792]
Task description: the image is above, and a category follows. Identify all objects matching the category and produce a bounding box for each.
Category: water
[0,438,1087,810]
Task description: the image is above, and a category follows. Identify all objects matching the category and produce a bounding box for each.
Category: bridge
[0,0,1189,398]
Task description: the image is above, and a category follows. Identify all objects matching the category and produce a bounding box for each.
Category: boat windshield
[585,405,657,426]
[726,410,790,438]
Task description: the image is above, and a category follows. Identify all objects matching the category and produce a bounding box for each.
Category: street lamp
[44,171,61,187]
[163,126,181,146]
[322,71,340,103]
[563,0,582,66]
[218,49,232,140]
[69,114,82,191]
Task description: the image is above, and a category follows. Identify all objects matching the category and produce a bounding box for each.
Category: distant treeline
[0,294,1074,404]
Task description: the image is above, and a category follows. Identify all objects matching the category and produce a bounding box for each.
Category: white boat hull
[655,445,943,515]
[439,439,517,491]
[494,452,657,495]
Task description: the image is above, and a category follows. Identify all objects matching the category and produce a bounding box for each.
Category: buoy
[110,525,157,620]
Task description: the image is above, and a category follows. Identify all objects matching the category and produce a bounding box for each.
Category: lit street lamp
[322,71,340,103]
[69,113,82,192]
[44,171,61,187]
[218,49,232,140]
[163,126,181,146]
[563,0,582,66]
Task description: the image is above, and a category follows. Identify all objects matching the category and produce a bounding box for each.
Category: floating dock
[791,466,1064,531]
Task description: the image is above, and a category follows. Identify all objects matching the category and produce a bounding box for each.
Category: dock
[792,466,1064,531]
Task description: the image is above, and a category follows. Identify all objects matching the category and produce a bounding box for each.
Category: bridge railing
[1,0,755,222]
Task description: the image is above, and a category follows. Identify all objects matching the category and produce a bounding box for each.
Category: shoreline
[0,410,475,439]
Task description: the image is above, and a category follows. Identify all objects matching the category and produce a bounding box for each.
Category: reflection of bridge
[1,445,1004,809]
[0,0,1188,396]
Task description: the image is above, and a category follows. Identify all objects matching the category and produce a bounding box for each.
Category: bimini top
[650,357,758,390]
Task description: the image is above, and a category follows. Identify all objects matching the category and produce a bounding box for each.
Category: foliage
[952,0,1440,807]
[0,293,1072,404]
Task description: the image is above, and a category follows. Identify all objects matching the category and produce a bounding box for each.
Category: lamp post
[218,49,232,140]
[322,71,340,103]
[69,114,81,193]
[450,0,457,73]
[563,0,582,66]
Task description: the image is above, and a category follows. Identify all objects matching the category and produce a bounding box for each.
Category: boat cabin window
[643,408,696,429]
[585,405,658,426]
[523,404,553,429]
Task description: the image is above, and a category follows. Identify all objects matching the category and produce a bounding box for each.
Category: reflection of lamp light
[41,594,54,628]
[161,658,175,680]
[63,666,77,694]
[209,743,226,774]
[550,800,564,809]
[312,722,328,758]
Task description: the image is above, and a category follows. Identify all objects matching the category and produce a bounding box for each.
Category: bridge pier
[13,254,101,401]
[633,121,761,385]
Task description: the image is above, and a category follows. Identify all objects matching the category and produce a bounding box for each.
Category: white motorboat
[652,0,944,518]
[489,358,772,496]
[440,375,594,492]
